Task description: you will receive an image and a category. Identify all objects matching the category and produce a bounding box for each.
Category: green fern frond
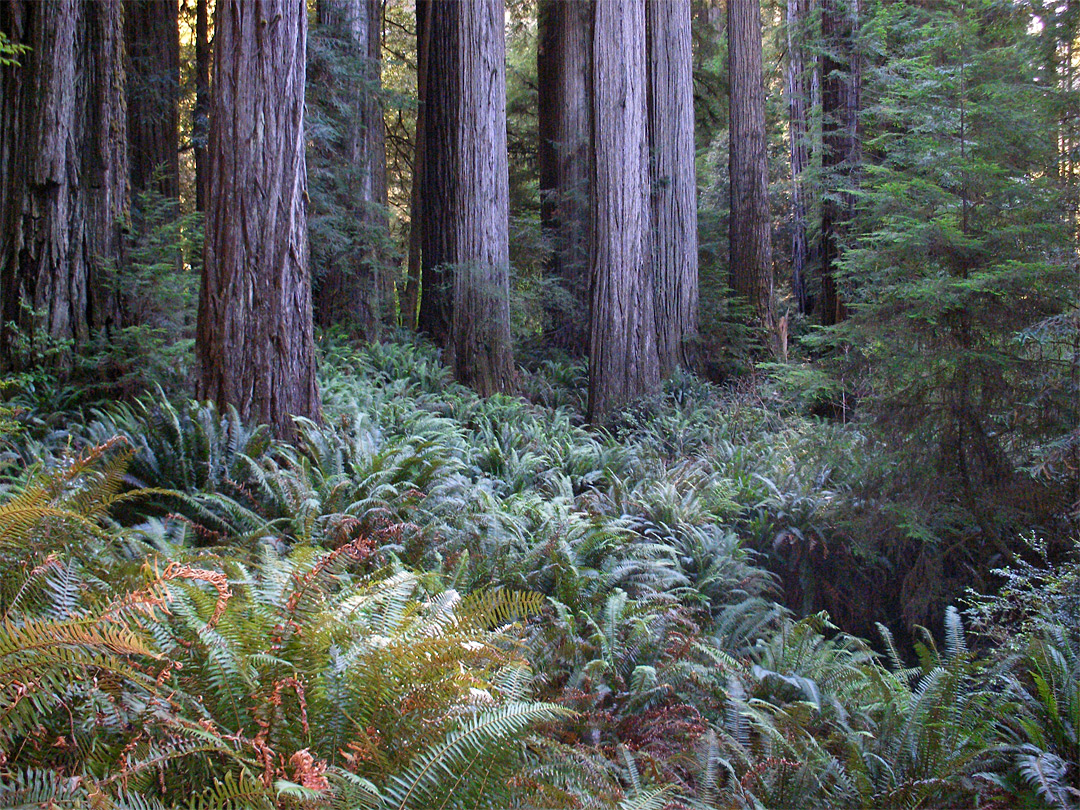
[381,702,572,810]
[617,786,670,810]
[187,771,276,810]
[1016,745,1076,810]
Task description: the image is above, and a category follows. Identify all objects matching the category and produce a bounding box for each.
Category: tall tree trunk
[401,0,431,330]
[728,0,774,329]
[647,0,698,375]
[197,0,320,437]
[311,0,390,335]
[0,0,129,371]
[820,0,860,326]
[415,0,450,346]
[193,0,210,213]
[81,0,130,334]
[588,0,658,420]
[787,0,813,314]
[417,0,513,395]
[537,0,592,355]
[125,0,180,199]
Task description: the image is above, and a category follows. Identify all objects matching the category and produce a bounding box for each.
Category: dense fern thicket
[1,339,1076,808]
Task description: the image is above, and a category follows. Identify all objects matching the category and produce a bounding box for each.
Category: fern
[381,702,572,810]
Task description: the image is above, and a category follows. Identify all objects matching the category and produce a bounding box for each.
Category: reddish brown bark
[787,0,813,314]
[647,0,698,375]
[538,0,592,355]
[193,0,210,213]
[0,0,129,370]
[588,0,659,420]
[312,0,390,335]
[417,0,513,395]
[728,0,775,329]
[821,0,860,326]
[197,0,320,436]
[125,0,180,199]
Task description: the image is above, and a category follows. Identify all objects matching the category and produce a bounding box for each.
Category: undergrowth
[0,336,1076,808]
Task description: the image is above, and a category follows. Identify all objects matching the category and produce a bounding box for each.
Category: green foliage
[0,447,577,808]
[90,187,202,399]
[2,325,1076,809]
[835,0,1073,535]
[307,18,400,334]
[0,30,29,66]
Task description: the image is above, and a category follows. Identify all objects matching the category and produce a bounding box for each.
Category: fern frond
[381,702,572,810]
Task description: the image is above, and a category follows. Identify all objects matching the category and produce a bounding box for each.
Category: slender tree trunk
[728,0,774,329]
[820,0,860,326]
[0,0,129,371]
[415,0,448,343]
[417,0,513,395]
[538,0,592,355]
[81,0,130,334]
[647,0,698,375]
[125,0,180,199]
[401,0,430,330]
[197,0,320,436]
[312,0,390,335]
[588,0,658,420]
[787,0,812,314]
[193,0,210,213]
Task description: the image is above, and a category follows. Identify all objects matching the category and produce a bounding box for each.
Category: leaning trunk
[401,0,431,330]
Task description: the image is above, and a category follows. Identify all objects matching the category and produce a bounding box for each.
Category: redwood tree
[125,0,180,199]
[647,0,698,375]
[820,0,861,326]
[193,0,210,213]
[310,0,390,335]
[417,0,514,395]
[538,0,592,354]
[728,0,774,328]
[0,0,129,370]
[588,0,659,420]
[787,0,814,314]
[197,0,320,436]
[400,0,431,329]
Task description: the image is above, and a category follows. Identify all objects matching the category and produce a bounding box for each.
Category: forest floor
[0,336,1077,808]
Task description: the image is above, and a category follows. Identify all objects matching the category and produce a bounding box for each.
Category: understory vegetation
[1,338,1076,809]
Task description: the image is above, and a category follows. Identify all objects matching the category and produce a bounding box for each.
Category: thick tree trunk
[125,0,180,199]
[0,0,129,371]
[312,0,390,335]
[588,0,658,420]
[197,0,320,436]
[193,0,210,213]
[417,0,513,395]
[647,0,698,375]
[787,0,813,315]
[537,0,592,355]
[728,0,774,329]
[820,0,860,326]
